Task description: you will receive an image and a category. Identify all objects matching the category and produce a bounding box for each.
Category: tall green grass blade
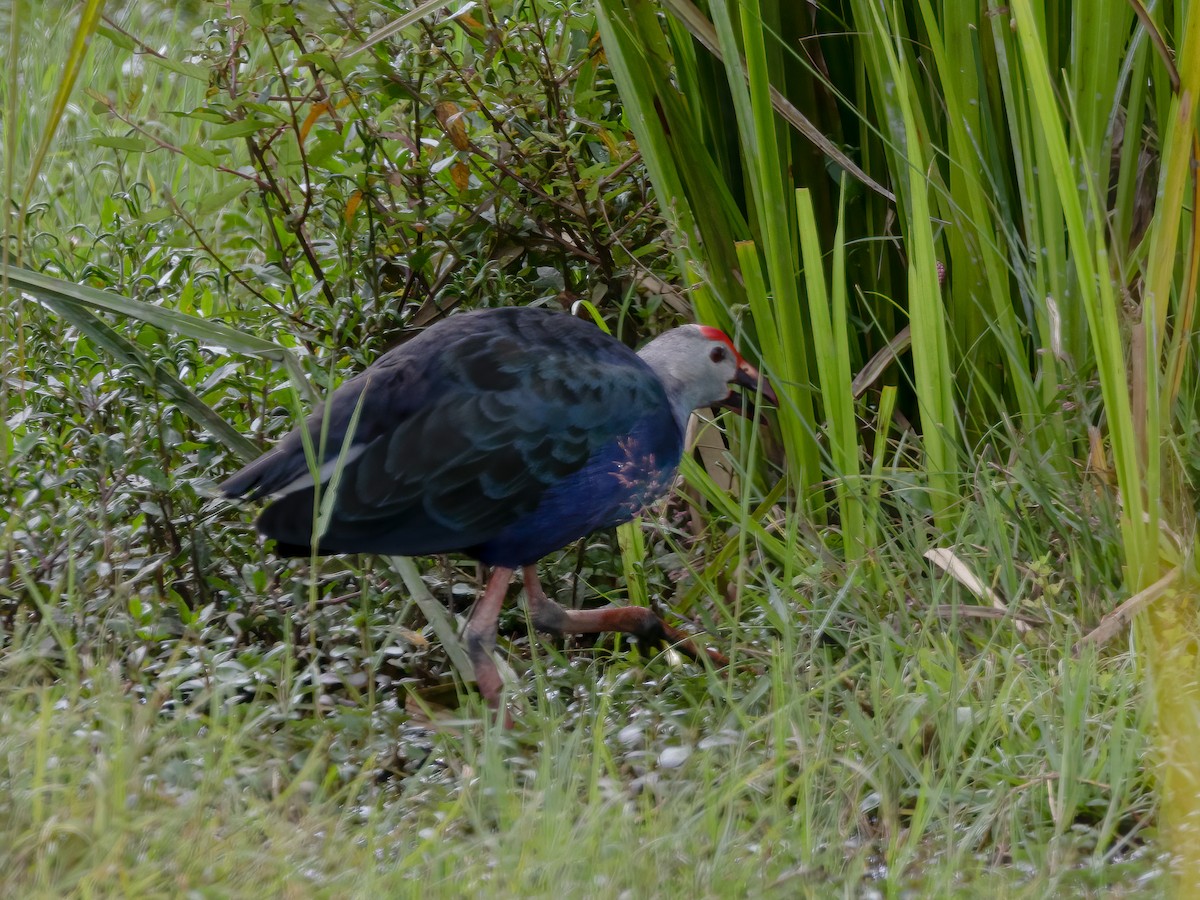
[594,1,747,313]
[733,239,818,508]
[856,0,958,529]
[390,557,476,686]
[866,384,899,566]
[1069,0,1135,196]
[797,186,862,558]
[1134,5,1200,891]
[312,388,368,552]
[659,0,894,204]
[1163,160,1200,407]
[31,298,258,460]
[708,0,821,506]
[6,264,313,400]
[1011,0,1150,584]
[17,0,104,234]
[1111,28,1153,259]
[916,0,1051,451]
[679,455,788,568]
[1147,7,1200,373]
[617,519,648,609]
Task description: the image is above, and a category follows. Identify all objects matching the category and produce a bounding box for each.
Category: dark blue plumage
[473,411,682,566]
[223,307,682,564]
[221,305,774,713]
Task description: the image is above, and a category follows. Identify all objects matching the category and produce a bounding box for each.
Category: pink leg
[521,566,728,667]
[465,567,513,713]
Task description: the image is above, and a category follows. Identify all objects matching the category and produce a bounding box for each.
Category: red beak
[714,360,779,417]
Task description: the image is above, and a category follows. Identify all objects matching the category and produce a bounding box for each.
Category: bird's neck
[637,347,699,435]
[655,374,695,435]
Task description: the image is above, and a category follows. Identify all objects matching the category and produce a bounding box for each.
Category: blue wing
[221,308,681,563]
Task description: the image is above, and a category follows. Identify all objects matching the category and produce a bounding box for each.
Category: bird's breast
[471,413,683,567]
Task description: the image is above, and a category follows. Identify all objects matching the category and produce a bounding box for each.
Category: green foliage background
[2,0,1197,894]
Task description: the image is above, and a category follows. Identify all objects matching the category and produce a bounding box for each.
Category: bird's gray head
[638,324,776,430]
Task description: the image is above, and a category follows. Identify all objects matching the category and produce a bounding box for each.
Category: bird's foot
[521,566,727,667]
[464,634,516,729]
[465,567,516,727]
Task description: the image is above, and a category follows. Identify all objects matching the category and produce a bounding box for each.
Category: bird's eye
[709,346,727,363]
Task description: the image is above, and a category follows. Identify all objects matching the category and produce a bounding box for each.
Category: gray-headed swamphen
[220,306,776,712]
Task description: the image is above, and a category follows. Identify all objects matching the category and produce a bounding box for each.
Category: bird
[220,305,776,712]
